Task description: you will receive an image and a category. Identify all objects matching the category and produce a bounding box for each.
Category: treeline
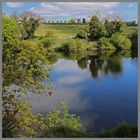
[45,18,87,24]
[125,20,138,26]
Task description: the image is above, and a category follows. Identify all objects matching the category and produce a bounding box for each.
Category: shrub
[111,34,132,50]
[41,36,55,48]
[75,39,86,50]
[2,15,20,42]
[86,42,98,51]
[98,37,115,50]
[99,123,137,137]
[76,26,89,39]
[60,39,87,53]
[61,40,77,52]
[89,15,106,40]
[19,12,41,40]
[104,19,126,37]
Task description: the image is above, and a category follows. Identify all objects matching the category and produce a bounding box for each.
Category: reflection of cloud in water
[30,86,90,114]
[56,75,85,85]
[52,59,88,74]
[28,57,137,131]
[29,59,102,130]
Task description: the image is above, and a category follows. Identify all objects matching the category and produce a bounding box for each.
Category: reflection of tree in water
[77,58,88,69]
[104,56,122,75]
[48,50,137,79]
[77,51,123,78]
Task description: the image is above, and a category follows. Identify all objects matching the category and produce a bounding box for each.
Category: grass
[35,24,86,39]
[34,24,137,51]
[41,123,137,138]
[35,24,137,37]
[121,26,137,37]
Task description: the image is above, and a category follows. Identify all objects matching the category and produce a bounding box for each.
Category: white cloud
[128,4,134,8]
[30,2,120,20]
[6,2,24,8]
[57,76,85,85]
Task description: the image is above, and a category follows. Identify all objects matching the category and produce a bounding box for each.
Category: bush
[60,39,77,52]
[60,39,88,53]
[86,42,98,51]
[89,15,106,40]
[99,123,137,137]
[76,26,89,39]
[111,34,132,50]
[75,39,86,50]
[2,15,20,42]
[41,36,55,48]
[104,20,126,37]
[98,37,115,50]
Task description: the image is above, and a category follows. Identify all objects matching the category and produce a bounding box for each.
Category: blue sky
[2,2,138,21]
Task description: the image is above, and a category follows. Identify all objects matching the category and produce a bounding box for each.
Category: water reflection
[30,50,137,132]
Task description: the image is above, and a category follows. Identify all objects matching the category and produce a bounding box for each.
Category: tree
[68,19,76,24]
[19,12,41,40]
[77,19,81,24]
[2,15,20,42]
[89,15,105,40]
[82,18,86,24]
[104,19,110,37]
[105,20,125,37]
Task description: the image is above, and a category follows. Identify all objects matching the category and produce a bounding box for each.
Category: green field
[35,24,86,39]
[35,24,137,39]
[122,26,137,36]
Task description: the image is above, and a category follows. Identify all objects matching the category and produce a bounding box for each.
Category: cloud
[6,2,24,8]
[30,2,120,20]
[57,76,85,85]
[128,4,134,8]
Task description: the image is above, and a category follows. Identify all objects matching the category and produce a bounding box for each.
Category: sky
[2,2,138,21]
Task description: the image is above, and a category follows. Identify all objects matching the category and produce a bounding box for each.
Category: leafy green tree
[89,15,105,40]
[104,19,125,37]
[2,15,20,42]
[19,12,41,39]
[3,40,50,92]
[76,26,89,39]
[68,19,76,24]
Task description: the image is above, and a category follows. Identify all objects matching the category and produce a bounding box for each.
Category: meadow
[35,24,137,37]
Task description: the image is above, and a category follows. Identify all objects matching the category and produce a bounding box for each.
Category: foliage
[41,123,137,138]
[19,12,41,39]
[3,96,82,138]
[2,90,19,137]
[99,123,137,137]
[41,37,55,48]
[105,20,125,37]
[111,34,132,50]
[126,20,137,26]
[2,15,20,43]
[3,39,50,92]
[76,26,89,39]
[60,39,86,52]
[98,37,115,50]
[41,101,81,136]
[89,15,105,40]
[68,19,76,24]
[128,31,138,50]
